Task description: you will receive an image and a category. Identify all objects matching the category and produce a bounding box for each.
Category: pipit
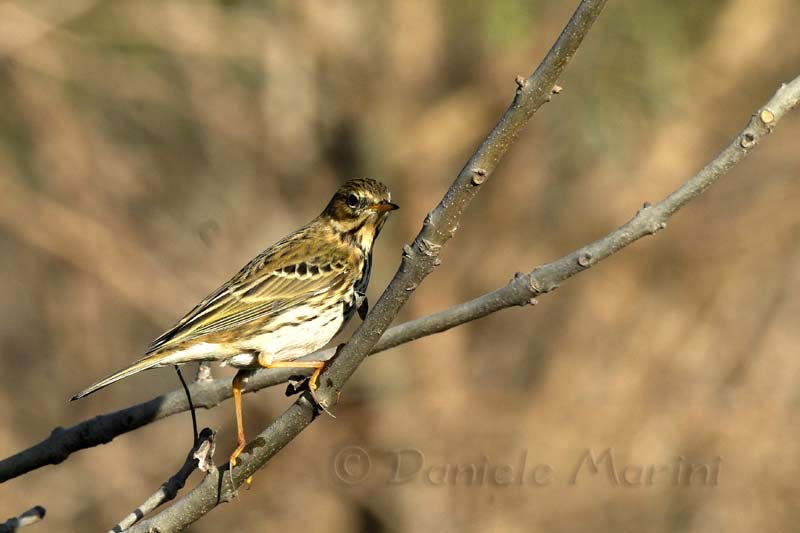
[71,178,398,470]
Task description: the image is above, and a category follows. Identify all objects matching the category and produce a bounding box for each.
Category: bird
[71,178,398,470]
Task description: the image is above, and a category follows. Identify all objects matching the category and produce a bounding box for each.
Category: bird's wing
[146,232,356,354]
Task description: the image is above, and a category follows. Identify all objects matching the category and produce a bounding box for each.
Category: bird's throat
[329,216,379,255]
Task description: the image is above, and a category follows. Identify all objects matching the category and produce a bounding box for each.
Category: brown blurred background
[1,0,799,531]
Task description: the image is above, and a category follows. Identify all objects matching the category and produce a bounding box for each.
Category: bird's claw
[307,385,336,419]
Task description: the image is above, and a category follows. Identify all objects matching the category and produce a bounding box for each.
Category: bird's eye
[346,193,359,209]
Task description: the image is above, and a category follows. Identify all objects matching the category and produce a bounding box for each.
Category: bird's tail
[70,353,170,401]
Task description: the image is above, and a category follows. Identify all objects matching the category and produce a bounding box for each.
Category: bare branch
[0,0,610,489]
[5,67,794,491]
[316,0,609,400]
[0,506,46,533]
[129,71,800,532]
[0,335,402,481]
[128,1,609,530]
[0,6,795,532]
[107,428,215,532]
[515,76,800,295]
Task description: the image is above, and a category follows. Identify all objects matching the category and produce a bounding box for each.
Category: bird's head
[323,178,398,246]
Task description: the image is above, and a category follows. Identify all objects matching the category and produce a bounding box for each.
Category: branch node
[193,429,216,473]
[636,202,653,218]
[515,75,528,90]
[418,238,441,257]
[552,84,564,94]
[432,257,442,267]
[405,283,418,292]
[740,131,756,149]
[471,168,488,185]
[643,219,667,235]
[195,362,213,382]
[759,108,775,125]
[577,251,593,267]
[402,244,414,258]
[527,270,553,294]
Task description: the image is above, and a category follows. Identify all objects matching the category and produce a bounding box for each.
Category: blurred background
[1,0,799,531]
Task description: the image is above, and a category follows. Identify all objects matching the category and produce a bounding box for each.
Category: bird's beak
[368,201,400,212]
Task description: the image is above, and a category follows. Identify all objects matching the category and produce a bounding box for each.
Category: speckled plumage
[71,178,398,400]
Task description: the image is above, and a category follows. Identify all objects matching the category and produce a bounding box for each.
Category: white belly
[232,304,344,367]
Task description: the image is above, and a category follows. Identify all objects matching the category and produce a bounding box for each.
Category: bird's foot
[284,374,336,418]
[229,448,253,489]
[307,384,336,419]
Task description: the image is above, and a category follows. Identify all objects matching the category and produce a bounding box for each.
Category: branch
[317,0,609,399]
[108,428,215,532]
[129,1,609,530]
[0,316,501,482]
[0,0,609,488]
[3,78,798,485]
[131,71,800,532]
[1,5,794,531]
[0,506,46,533]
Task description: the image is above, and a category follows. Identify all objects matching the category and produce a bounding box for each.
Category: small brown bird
[71,178,398,468]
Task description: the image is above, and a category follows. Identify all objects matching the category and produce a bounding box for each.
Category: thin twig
[174,366,198,446]
[0,353,318,483]
[0,506,46,533]
[108,428,215,532]
[128,1,609,530]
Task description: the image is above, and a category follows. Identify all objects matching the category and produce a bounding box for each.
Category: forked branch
[129,0,610,528]
[130,71,800,532]
[0,0,609,489]
[108,428,215,532]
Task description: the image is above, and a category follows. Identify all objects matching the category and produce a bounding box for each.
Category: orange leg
[229,371,252,485]
[261,360,326,390]
[230,371,246,466]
